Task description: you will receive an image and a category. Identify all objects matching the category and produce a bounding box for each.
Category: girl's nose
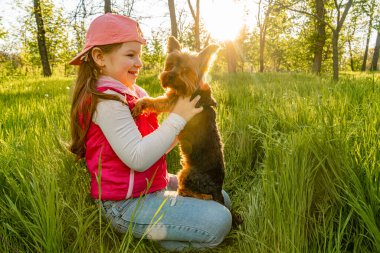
[135,57,143,68]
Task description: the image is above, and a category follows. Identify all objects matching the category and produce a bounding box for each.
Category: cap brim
[69,47,92,65]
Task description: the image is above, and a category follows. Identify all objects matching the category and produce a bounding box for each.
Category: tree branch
[187,0,196,20]
[337,0,353,30]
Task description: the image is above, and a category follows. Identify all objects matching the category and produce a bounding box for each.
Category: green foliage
[142,31,166,72]
[1,0,377,77]
[15,0,72,74]
[213,3,329,73]
[0,19,7,40]
[180,22,210,52]
[0,72,379,252]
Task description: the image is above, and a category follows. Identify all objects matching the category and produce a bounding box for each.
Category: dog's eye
[183,67,193,74]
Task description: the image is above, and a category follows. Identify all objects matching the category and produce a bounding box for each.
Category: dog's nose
[166,72,177,83]
[160,73,171,87]
[167,72,176,79]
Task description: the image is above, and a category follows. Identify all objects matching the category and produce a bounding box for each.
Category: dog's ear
[167,36,181,53]
[198,44,219,72]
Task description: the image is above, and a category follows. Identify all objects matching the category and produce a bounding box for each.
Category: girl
[69,13,232,251]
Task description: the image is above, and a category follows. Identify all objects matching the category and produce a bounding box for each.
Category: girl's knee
[222,190,232,210]
[157,205,231,251]
[203,204,232,246]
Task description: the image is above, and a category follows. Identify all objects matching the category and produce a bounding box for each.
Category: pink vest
[85,80,168,200]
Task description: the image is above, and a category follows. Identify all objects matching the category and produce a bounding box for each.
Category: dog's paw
[132,99,146,118]
[231,211,243,228]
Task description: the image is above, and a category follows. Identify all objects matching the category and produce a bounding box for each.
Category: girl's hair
[70,43,123,159]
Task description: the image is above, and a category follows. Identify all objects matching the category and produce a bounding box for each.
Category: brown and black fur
[177,87,225,204]
[132,36,224,203]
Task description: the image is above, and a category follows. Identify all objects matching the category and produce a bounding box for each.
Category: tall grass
[211,73,380,252]
[0,72,379,252]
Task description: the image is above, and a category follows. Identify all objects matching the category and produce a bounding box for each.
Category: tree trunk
[257,0,272,73]
[361,21,372,71]
[104,0,112,13]
[73,0,87,52]
[259,28,266,72]
[331,0,353,81]
[347,38,355,71]
[312,0,326,74]
[361,0,375,71]
[332,29,339,81]
[226,41,237,73]
[194,0,200,51]
[187,0,200,51]
[168,0,178,38]
[371,30,380,71]
[33,0,52,77]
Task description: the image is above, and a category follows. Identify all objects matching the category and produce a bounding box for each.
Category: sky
[0,0,377,53]
[0,0,255,47]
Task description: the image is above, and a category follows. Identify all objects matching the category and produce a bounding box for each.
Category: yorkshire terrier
[132,36,225,204]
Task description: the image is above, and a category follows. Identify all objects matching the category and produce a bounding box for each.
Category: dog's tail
[231,210,243,228]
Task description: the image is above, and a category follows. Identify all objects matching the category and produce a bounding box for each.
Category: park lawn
[0,72,379,252]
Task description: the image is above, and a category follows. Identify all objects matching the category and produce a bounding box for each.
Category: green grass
[0,72,379,252]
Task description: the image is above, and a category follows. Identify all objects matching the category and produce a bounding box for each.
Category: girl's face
[102,42,143,87]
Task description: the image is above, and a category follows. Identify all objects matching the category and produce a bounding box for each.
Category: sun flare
[202,0,245,42]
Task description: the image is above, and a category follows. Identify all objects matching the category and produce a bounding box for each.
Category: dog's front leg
[132,95,176,118]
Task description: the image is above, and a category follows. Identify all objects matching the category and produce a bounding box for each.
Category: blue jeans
[99,174,232,251]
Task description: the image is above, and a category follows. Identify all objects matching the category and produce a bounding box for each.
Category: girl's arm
[93,98,186,172]
[166,137,179,154]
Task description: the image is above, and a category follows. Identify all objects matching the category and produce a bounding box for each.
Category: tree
[360,0,376,71]
[225,41,237,73]
[116,0,136,16]
[168,0,178,38]
[331,0,353,81]
[233,25,252,72]
[311,0,326,74]
[257,0,275,72]
[346,25,359,71]
[142,30,165,71]
[15,0,71,75]
[343,4,359,71]
[72,1,88,53]
[33,0,52,76]
[187,0,200,51]
[104,0,112,13]
[371,30,380,71]
[266,9,294,71]
[0,19,6,40]
[281,0,353,80]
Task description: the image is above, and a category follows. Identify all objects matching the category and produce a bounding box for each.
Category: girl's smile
[128,70,139,78]
[102,42,143,87]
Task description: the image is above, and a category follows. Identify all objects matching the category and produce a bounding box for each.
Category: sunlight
[202,0,245,42]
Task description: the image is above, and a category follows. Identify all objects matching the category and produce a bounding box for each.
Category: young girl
[69,13,232,251]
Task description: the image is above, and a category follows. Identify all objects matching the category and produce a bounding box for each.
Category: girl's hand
[172,95,203,122]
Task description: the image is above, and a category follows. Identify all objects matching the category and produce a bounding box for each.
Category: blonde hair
[69,43,123,159]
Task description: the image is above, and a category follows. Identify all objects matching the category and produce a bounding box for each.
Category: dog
[132,36,225,204]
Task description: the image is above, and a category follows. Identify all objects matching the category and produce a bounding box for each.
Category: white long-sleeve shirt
[92,77,186,172]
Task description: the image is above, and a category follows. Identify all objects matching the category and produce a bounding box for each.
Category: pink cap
[69,13,146,65]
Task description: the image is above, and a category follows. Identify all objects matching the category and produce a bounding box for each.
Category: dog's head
[160,36,219,96]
